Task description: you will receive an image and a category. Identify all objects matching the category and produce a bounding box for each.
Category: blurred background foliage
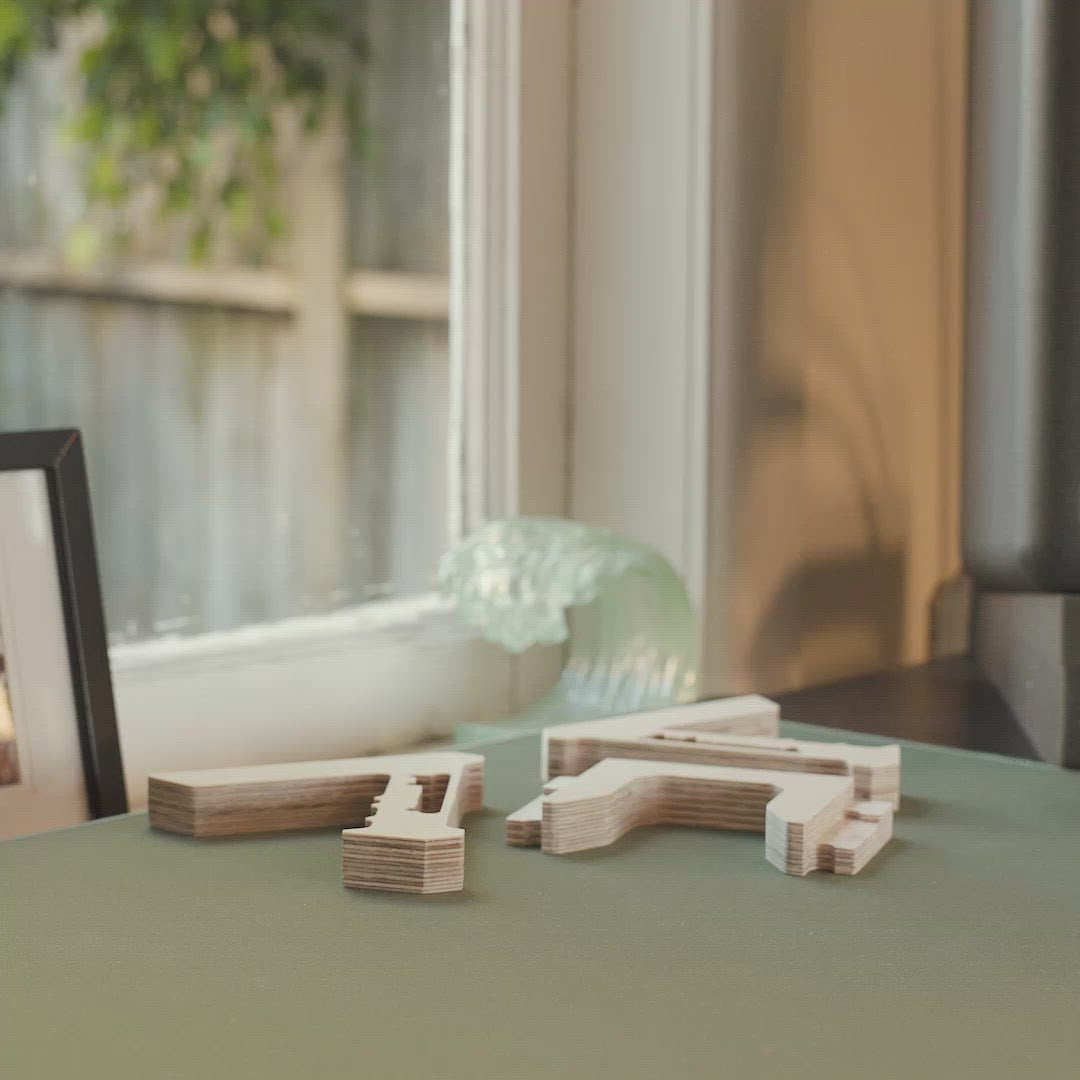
[0,0,367,262]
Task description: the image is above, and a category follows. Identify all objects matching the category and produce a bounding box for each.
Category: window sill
[110,593,468,679]
[111,593,516,810]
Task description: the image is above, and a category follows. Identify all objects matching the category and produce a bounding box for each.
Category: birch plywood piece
[505,777,575,847]
[543,697,900,806]
[510,758,892,876]
[542,694,780,778]
[342,759,482,894]
[148,751,484,894]
[650,732,900,807]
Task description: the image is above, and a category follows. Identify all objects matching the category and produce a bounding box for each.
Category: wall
[712,0,968,693]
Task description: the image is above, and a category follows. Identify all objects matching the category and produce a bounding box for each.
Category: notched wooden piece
[343,758,484,894]
[542,694,781,778]
[505,776,574,846]
[148,751,484,894]
[510,758,893,876]
[543,696,899,806]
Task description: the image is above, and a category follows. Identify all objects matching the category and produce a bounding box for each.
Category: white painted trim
[449,0,517,536]
[702,0,741,696]
[110,593,462,678]
[682,0,716,613]
[570,0,717,645]
[450,0,571,532]
[450,0,572,701]
[515,0,572,521]
[507,0,573,702]
[112,610,513,812]
[447,0,477,541]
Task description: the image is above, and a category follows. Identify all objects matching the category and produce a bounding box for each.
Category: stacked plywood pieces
[507,758,893,876]
[542,695,782,779]
[148,751,484,894]
[505,776,575,847]
[342,761,482,894]
[509,694,901,875]
[542,695,901,807]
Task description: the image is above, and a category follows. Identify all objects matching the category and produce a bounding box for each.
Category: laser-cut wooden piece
[505,776,574,846]
[148,751,484,893]
[342,758,483,893]
[543,697,900,806]
[510,758,893,876]
[649,732,900,806]
[542,694,780,779]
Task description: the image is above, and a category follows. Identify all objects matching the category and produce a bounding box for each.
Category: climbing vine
[0,0,367,261]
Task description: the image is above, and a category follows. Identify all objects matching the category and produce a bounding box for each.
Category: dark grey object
[773,656,1037,762]
[0,429,126,816]
[964,0,1080,589]
[964,2,1080,763]
[972,591,1080,767]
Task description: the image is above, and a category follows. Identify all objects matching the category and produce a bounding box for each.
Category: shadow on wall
[747,548,905,691]
[714,0,964,694]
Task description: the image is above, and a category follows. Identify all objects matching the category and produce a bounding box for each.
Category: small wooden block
[148,751,484,895]
[343,760,483,894]
[509,758,893,876]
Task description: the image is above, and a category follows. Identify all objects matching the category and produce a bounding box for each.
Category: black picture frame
[0,429,127,817]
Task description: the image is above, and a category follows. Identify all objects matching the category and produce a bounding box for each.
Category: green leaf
[221,39,251,80]
[64,220,102,270]
[145,26,183,81]
[78,42,108,76]
[132,108,162,148]
[0,1,29,56]
[163,172,193,214]
[72,102,107,142]
[0,0,371,263]
[188,218,211,262]
[88,149,127,202]
[223,176,253,232]
[265,206,286,241]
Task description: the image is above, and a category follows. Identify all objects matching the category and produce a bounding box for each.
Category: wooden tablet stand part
[508,758,893,876]
[544,695,899,806]
[148,751,484,893]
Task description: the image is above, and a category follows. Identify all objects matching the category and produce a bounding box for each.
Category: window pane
[0,0,452,644]
[350,0,451,274]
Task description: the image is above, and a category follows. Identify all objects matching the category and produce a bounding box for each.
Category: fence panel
[0,1,451,643]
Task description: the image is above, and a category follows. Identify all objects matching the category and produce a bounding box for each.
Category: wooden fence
[0,0,451,643]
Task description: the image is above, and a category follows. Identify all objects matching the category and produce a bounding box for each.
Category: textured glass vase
[439,517,699,740]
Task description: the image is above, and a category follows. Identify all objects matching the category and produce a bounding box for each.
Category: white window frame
[569,0,723,692]
[112,0,573,806]
[99,0,966,806]
[108,0,731,807]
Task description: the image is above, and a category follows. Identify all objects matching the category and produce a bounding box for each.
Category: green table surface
[4,723,1080,1079]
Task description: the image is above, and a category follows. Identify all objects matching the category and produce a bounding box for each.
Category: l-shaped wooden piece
[508,758,893,876]
[543,695,899,806]
[148,751,484,893]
